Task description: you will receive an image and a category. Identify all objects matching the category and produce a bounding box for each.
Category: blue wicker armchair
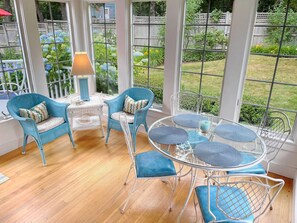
[7,93,75,166]
[104,87,154,151]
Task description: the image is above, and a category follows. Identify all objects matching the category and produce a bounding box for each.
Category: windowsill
[0,116,13,124]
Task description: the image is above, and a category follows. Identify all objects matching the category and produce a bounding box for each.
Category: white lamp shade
[71,52,95,76]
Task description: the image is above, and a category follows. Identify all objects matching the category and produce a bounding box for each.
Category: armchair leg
[68,132,76,148]
[22,134,28,154]
[37,143,47,166]
[105,128,111,144]
[144,122,149,132]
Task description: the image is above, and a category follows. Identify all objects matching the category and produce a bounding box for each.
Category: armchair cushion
[123,95,148,114]
[111,112,134,123]
[36,117,65,133]
[19,101,49,123]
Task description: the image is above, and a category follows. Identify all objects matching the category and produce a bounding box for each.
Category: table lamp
[71,52,95,101]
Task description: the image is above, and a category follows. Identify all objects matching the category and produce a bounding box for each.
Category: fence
[0,13,270,47]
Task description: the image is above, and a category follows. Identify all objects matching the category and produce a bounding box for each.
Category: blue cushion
[135,150,176,178]
[195,185,254,223]
[227,153,266,175]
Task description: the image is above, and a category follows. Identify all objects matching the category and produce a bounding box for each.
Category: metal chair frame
[257,111,291,173]
[119,113,177,213]
[170,91,204,115]
[194,174,284,222]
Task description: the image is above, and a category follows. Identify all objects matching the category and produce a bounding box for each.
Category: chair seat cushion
[135,150,176,178]
[37,117,65,133]
[227,153,266,175]
[19,101,49,123]
[111,112,134,123]
[195,185,254,223]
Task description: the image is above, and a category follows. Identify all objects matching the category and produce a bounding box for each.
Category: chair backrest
[209,174,284,222]
[6,93,52,119]
[257,111,291,164]
[119,113,136,165]
[170,91,203,115]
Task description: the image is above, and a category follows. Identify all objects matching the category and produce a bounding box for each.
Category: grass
[134,55,297,122]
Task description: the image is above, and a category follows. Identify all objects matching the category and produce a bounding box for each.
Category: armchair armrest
[46,99,69,119]
[104,95,125,115]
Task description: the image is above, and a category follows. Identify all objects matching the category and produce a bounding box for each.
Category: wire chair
[228,111,291,175]
[119,113,177,213]
[170,91,204,115]
[194,174,284,223]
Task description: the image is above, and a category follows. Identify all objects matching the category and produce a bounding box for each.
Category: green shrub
[251,44,297,55]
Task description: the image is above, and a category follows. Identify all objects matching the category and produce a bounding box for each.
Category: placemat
[193,141,242,167]
[149,126,188,145]
[214,124,257,142]
[173,114,207,128]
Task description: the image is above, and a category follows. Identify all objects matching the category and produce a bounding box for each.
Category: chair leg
[68,132,76,148]
[132,132,137,153]
[121,178,137,214]
[124,164,133,185]
[37,143,46,166]
[22,134,28,154]
[169,176,177,212]
[105,127,111,144]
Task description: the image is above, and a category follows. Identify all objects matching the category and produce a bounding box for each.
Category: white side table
[60,94,105,137]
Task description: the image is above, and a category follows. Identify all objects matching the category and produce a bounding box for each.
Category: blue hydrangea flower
[133,51,144,57]
[100,63,110,71]
[56,37,64,43]
[45,64,52,71]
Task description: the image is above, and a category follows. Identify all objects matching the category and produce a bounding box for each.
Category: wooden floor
[0,128,293,223]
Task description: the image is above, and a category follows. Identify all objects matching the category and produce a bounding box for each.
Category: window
[37,1,73,99]
[240,0,297,128]
[180,0,233,115]
[132,1,167,104]
[0,0,29,118]
[90,3,118,95]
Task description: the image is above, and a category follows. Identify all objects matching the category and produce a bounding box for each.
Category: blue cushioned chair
[7,93,75,166]
[104,87,154,151]
[119,113,177,213]
[194,174,284,223]
[227,111,291,175]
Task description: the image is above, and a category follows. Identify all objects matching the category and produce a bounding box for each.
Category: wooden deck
[0,128,293,222]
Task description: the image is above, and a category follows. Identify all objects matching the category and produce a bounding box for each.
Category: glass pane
[203,52,226,75]
[246,55,276,81]
[270,84,297,111]
[133,25,149,46]
[149,47,164,68]
[275,58,297,85]
[180,72,201,92]
[150,24,165,47]
[201,75,223,97]
[242,81,270,106]
[134,67,148,87]
[0,1,29,118]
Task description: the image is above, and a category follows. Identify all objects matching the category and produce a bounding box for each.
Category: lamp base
[79,77,90,101]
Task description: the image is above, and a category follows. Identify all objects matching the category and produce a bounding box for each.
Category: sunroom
[0,0,296,222]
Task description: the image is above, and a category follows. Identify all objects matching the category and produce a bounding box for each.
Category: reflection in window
[0,1,29,118]
[132,1,166,105]
[90,3,118,95]
[241,0,297,126]
[37,1,73,98]
[180,0,233,115]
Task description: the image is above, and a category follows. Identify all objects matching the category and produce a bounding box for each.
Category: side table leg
[99,115,105,138]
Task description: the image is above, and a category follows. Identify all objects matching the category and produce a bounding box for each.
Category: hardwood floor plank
[0,128,293,223]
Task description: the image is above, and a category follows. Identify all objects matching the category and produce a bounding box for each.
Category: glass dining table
[148,114,267,222]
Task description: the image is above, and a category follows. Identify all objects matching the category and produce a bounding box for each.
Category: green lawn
[134,55,297,122]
